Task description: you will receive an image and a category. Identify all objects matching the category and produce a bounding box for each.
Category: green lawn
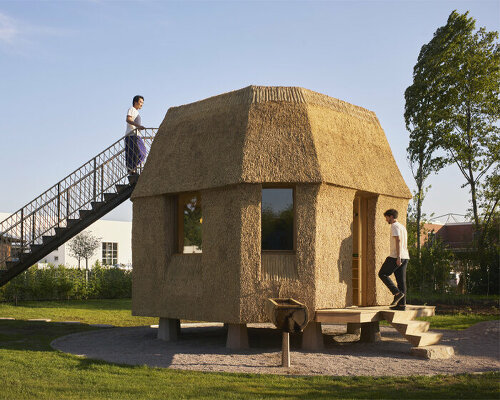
[0,299,157,326]
[0,300,499,399]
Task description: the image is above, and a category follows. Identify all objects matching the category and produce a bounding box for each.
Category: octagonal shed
[131,86,411,341]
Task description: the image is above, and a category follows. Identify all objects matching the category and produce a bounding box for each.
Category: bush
[0,263,132,303]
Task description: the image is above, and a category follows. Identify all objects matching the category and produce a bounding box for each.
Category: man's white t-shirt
[389,221,410,259]
[126,106,141,135]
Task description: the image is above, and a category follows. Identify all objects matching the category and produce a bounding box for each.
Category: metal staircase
[0,129,157,287]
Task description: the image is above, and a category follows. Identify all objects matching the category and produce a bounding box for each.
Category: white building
[0,213,132,268]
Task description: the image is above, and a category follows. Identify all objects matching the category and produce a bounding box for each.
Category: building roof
[132,86,411,199]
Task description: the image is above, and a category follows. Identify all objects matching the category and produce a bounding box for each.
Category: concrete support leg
[302,321,324,351]
[346,323,361,335]
[360,321,381,342]
[158,318,180,341]
[226,323,249,350]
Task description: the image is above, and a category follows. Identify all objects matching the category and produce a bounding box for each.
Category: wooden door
[352,196,368,306]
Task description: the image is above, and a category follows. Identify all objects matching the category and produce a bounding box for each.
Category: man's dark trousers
[378,257,408,306]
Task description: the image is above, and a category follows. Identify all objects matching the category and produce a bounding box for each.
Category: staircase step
[392,321,430,335]
[30,244,43,253]
[42,235,55,245]
[405,332,443,347]
[79,209,93,219]
[67,218,80,227]
[127,174,139,184]
[54,227,67,236]
[103,193,118,202]
[115,184,130,193]
[91,201,105,210]
[381,310,412,323]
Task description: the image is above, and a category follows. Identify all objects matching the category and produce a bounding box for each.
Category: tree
[68,231,101,271]
[405,10,499,232]
[405,74,445,264]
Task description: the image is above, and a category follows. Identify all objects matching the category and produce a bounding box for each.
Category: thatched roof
[131,86,411,200]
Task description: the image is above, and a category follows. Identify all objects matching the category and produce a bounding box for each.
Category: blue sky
[0,0,498,222]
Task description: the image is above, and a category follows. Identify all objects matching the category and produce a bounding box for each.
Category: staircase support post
[93,157,97,202]
[360,321,381,342]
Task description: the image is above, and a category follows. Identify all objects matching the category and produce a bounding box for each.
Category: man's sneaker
[390,304,406,311]
[390,292,405,306]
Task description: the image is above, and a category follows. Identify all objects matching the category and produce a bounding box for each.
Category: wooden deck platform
[315,305,435,324]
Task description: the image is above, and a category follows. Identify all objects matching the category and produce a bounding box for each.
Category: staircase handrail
[0,128,157,264]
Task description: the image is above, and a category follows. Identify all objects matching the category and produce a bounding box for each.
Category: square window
[102,242,118,265]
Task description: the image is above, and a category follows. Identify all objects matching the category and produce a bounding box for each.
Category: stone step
[405,331,443,347]
[392,320,430,335]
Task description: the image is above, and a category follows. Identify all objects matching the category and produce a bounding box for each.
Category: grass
[416,314,499,330]
[0,299,499,399]
[0,299,157,326]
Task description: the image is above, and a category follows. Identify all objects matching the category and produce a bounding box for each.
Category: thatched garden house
[131,86,412,348]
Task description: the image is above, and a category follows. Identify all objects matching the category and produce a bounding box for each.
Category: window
[54,256,59,262]
[102,242,118,265]
[262,188,294,251]
[178,193,202,253]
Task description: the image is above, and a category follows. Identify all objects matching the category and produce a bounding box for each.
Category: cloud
[0,11,72,48]
[0,12,19,45]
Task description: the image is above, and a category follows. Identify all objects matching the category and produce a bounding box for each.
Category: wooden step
[391,320,430,335]
[381,310,412,323]
[405,332,443,347]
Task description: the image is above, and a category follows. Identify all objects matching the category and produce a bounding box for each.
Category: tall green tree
[405,10,499,231]
[405,31,446,264]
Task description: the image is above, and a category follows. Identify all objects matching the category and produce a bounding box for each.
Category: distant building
[421,221,474,252]
[0,213,132,268]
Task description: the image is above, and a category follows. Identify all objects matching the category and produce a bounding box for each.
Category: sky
[0,0,498,223]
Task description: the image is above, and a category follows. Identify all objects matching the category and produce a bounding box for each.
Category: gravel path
[51,321,500,376]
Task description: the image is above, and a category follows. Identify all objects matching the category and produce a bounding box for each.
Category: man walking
[378,209,409,310]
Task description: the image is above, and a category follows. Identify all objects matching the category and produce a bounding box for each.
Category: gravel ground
[51,321,500,376]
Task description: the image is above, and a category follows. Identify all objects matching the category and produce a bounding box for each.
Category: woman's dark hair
[132,95,144,105]
[383,209,398,219]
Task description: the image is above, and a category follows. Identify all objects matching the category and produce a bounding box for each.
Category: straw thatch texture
[131,86,411,200]
[314,185,356,309]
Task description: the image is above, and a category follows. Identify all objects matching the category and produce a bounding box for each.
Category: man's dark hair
[384,209,398,219]
[132,95,144,105]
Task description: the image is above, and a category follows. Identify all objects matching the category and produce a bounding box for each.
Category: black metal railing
[0,128,157,268]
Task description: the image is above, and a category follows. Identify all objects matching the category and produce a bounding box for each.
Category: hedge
[0,263,131,303]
